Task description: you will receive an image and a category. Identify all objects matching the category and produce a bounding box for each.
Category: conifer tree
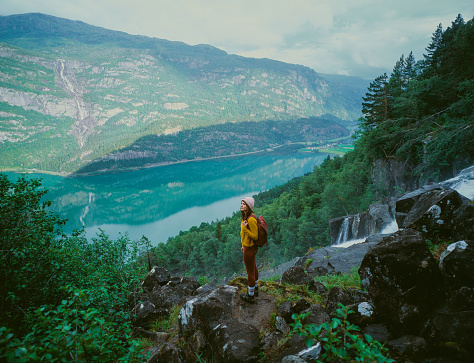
[424,23,443,76]
[403,51,416,85]
[389,55,405,96]
[361,73,389,129]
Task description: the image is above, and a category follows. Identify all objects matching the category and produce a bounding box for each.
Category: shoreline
[1,142,349,178]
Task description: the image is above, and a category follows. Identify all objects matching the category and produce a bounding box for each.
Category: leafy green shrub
[0,174,152,361]
[0,287,148,362]
[197,276,210,285]
[291,304,394,362]
[0,174,68,326]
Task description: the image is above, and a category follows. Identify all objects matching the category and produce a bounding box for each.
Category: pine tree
[403,51,416,85]
[423,23,443,76]
[361,73,389,129]
[438,14,466,76]
[389,55,405,95]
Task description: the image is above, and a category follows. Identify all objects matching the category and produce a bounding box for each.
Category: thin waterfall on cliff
[335,217,350,245]
[332,164,474,248]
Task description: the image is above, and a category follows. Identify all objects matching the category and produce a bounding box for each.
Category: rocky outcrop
[359,229,447,335]
[396,185,472,242]
[359,234,474,362]
[129,267,200,327]
[281,266,313,285]
[372,159,421,198]
[134,181,473,362]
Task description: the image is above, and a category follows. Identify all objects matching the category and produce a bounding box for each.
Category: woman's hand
[242,220,248,228]
[241,246,244,252]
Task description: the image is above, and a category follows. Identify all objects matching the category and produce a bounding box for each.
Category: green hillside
[0,13,367,174]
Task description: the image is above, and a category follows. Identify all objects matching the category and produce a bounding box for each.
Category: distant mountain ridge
[0,13,368,173]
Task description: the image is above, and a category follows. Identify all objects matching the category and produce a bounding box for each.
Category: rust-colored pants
[243,245,259,287]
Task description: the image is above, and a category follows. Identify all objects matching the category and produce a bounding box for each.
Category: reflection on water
[5,152,331,245]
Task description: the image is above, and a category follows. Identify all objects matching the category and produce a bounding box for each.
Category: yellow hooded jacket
[241,215,258,247]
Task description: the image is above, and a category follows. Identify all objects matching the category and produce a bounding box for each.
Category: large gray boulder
[396,187,470,241]
[359,229,446,335]
[179,285,237,338]
[302,241,378,276]
[207,320,260,363]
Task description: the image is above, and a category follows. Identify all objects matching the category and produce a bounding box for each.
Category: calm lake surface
[5,152,331,245]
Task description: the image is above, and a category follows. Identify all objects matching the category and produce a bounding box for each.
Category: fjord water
[7,152,331,245]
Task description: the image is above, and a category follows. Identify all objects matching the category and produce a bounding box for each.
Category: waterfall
[351,214,360,239]
[381,220,398,234]
[332,165,473,248]
[439,165,474,200]
[335,217,350,245]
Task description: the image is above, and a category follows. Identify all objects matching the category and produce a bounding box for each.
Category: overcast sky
[1,0,473,79]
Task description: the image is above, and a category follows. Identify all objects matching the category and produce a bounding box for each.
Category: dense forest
[1,14,473,362]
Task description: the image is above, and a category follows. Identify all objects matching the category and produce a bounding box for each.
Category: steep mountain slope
[0,13,367,173]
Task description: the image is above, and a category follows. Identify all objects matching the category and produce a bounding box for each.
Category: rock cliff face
[0,13,368,173]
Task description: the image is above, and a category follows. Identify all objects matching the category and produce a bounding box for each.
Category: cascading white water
[380,220,398,234]
[439,166,474,199]
[351,214,360,239]
[335,217,350,245]
[332,165,474,248]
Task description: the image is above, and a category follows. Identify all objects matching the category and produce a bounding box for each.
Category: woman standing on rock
[240,197,259,303]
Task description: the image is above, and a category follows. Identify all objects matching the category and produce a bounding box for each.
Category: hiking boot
[254,286,259,297]
[240,292,255,303]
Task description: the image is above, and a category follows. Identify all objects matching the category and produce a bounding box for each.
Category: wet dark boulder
[423,310,474,360]
[363,324,391,343]
[439,240,474,288]
[388,335,428,362]
[359,229,447,335]
[142,266,172,292]
[396,187,470,241]
[276,300,294,324]
[281,266,313,285]
[130,270,201,327]
[147,342,185,363]
[452,204,474,241]
[130,301,168,327]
